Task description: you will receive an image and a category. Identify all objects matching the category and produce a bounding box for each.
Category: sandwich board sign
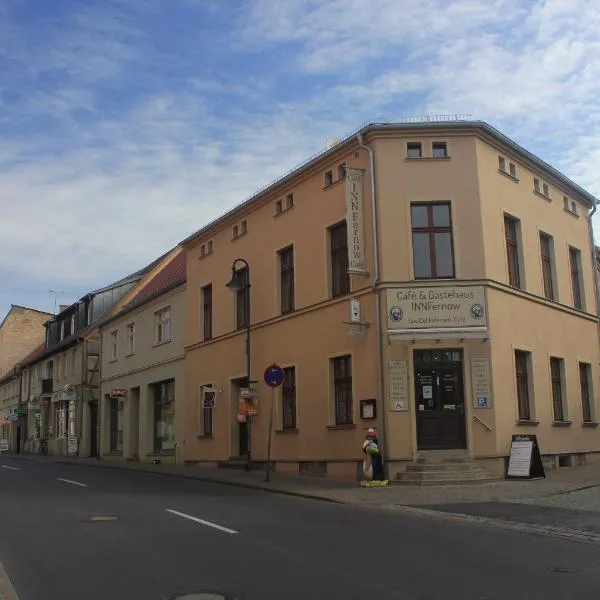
[506,434,545,479]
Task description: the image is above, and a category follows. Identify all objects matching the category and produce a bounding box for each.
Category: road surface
[1,456,599,599]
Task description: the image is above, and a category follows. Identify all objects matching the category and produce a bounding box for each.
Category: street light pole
[226,258,252,471]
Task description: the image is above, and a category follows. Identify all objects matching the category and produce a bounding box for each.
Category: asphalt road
[1,457,600,600]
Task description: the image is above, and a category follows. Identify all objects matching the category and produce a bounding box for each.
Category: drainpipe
[587,203,600,317]
[356,132,388,477]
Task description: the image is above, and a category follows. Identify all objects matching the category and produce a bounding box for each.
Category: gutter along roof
[180,120,598,249]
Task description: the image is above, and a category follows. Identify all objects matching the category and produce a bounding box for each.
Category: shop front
[384,284,493,469]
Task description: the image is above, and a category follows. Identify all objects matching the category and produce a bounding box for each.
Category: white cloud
[3,0,600,322]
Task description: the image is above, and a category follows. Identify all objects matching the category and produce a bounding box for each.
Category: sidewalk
[6,451,600,511]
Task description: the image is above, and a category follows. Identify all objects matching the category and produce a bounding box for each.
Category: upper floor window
[498,156,506,171]
[329,221,350,297]
[202,284,213,341]
[126,323,135,355]
[324,170,333,187]
[579,362,594,423]
[285,193,294,209]
[235,267,249,330]
[509,162,517,178]
[569,246,584,310]
[240,220,247,235]
[432,142,447,158]
[515,350,531,421]
[110,330,118,361]
[407,142,422,158]
[410,202,455,279]
[550,357,566,422]
[279,246,295,314]
[504,215,522,289]
[155,307,171,344]
[539,232,556,301]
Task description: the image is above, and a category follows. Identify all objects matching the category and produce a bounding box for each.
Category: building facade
[181,121,600,480]
[98,248,186,463]
[0,305,53,379]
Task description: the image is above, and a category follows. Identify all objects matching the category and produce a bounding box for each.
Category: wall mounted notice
[506,434,545,479]
[471,357,492,409]
[389,360,408,411]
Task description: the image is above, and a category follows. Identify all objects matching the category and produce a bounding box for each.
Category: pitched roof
[102,249,186,325]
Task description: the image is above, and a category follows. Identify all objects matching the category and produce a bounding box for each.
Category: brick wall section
[0,306,53,378]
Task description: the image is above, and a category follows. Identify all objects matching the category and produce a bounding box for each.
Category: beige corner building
[181,121,600,480]
[98,248,186,463]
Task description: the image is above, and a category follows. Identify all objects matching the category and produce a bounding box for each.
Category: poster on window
[202,386,219,408]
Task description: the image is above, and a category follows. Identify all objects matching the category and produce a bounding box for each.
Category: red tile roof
[111,249,186,319]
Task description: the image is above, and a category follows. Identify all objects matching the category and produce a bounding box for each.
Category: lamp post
[226,258,252,470]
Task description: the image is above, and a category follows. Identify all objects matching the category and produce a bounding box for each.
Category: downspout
[587,203,600,317]
[356,132,389,477]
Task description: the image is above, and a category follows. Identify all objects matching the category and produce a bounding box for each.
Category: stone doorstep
[393,477,502,487]
[406,462,486,472]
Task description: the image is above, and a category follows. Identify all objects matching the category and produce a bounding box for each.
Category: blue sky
[1,0,600,320]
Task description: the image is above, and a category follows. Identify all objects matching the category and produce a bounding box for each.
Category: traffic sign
[264,363,285,388]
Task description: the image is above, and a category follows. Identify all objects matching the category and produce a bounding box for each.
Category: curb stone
[7,455,345,505]
[385,504,600,546]
[0,562,19,600]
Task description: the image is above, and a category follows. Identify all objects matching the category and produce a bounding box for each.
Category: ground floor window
[54,401,68,438]
[153,379,175,452]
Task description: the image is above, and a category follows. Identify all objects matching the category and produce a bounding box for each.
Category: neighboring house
[0,367,23,452]
[179,120,600,480]
[16,247,181,457]
[98,247,186,464]
[0,305,53,379]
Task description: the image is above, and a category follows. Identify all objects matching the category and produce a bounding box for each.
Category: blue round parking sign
[264,364,285,388]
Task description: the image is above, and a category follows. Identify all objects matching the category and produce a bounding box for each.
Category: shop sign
[345,167,367,274]
[386,286,487,330]
[110,388,128,398]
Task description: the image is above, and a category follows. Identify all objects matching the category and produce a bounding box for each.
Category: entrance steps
[395,452,498,486]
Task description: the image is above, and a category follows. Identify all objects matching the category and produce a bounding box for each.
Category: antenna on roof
[47,290,67,314]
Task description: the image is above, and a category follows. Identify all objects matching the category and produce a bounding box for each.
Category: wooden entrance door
[414,349,466,450]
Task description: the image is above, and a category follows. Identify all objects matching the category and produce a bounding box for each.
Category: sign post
[263,364,286,483]
[506,434,545,480]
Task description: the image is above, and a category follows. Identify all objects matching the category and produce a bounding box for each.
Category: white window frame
[126,323,135,355]
[110,330,118,361]
[155,307,171,344]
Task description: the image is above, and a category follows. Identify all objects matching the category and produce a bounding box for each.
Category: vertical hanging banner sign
[345,167,368,274]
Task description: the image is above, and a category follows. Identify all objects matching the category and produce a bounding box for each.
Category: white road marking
[165,509,238,534]
[56,477,87,487]
[0,465,19,471]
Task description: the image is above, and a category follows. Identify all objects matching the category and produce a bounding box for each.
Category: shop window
[515,350,532,421]
[282,367,297,430]
[580,362,594,423]
[550,357,566,422]
[332,355,353,425]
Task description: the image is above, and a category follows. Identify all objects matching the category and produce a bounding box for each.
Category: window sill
[152,339,172,348]
[405,156,451,161]
[274,206,294,218]
[232,231,248,242]
[516,419,540,426]
[582,421,599,428]
[552,420,572,427]
[534,190,552,202]
[196,434,214,439]
[326,424,356,431]
[564,208,579,219]
[276,428,299,434]
[322,178,344,191]
[125,353,135,358]
[108,358,118,364]
[498,169,519,182]
[198,250,214,260]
